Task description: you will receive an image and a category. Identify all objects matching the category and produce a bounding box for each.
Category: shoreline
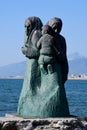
[0,76,87,80]
[68,77,87,80]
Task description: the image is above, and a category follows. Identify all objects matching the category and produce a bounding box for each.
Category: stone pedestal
[0,114,87,130]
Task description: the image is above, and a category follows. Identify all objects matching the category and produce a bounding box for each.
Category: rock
[0,121,3,129]
[2,121,16,130]
[0,116,87,130]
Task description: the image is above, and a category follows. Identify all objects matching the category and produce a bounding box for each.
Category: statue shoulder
[59,34,66,42]
[33,30,42,39]
[31,30,42,47]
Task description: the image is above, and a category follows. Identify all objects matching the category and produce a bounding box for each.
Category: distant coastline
[68,74,87,80]
[68,77,87,80]
[0,75,87,80]
[0,76,24,79]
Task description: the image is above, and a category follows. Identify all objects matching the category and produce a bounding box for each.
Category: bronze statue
[18,16,70,117]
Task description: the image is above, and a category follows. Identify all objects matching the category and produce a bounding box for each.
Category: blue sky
[0,0,87,67]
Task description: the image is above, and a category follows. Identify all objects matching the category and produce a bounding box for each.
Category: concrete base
[0,114,87,130]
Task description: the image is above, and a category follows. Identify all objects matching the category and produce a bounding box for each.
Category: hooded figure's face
[52,22,62,34]
[24,16,43,36]
[24,20,31,36]
[47,17,62,34]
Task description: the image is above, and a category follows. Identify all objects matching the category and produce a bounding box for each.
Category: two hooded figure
[18,16,70,117]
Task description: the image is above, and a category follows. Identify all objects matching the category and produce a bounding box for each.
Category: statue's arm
[21,30,41,58]
[57,39,67,63]
[61,38,69,83]
[37,38,41,50]
[52,36,69,83]
[61,58,69,84]
[31,30,41,48]
[51,36,68,64]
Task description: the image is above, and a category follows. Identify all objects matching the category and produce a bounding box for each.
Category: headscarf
[47,17,62,34]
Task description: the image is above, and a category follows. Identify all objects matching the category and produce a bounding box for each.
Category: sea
[0,79,87,117]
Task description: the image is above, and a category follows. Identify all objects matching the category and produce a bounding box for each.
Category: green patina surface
[17,58,69,117]
[17,16,70,117]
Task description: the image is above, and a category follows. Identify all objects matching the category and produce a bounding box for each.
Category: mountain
[68,57,87,75]
[68,53,87,75]
[0,61,26,77]
[68,52,85,61]
[0,53,87,76]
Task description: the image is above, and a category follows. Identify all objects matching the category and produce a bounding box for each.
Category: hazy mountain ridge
[68,52,86,61]
[0,53,87,76]
[69,57,87,75]
[68,53,87,75]
[0,61,26,76]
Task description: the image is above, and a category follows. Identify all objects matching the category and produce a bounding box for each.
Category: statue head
[42,25,54,36]
[24,16,43,36]
[47,17,62,34]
